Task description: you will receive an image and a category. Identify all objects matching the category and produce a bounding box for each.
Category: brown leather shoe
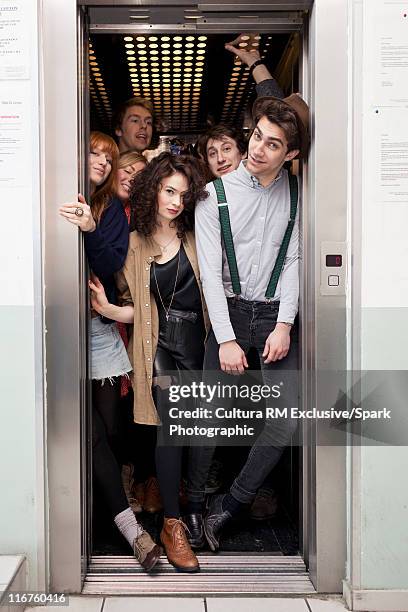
[133,531,162,571]
[121,464,134,497]
[143,477,163,513]
[249,488,278,521]
[129,481,145,514]
[122,464,142,513]
[161,518,200,572]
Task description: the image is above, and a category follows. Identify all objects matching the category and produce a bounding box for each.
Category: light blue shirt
[195,161,299,344]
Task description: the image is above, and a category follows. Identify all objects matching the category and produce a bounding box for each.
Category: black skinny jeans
[92,379,128,518]
[153,308,205,518]
[186,298,299,506]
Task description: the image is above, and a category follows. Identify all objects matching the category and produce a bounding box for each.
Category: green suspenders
[213,173,298,301]
[213,178,242,295]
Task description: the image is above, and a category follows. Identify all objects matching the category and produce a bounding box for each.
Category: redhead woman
[89,152,209,572]
[59,131,161,571]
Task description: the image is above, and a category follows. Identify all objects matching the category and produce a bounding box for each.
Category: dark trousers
[154,308,205,517]
[186,298,299,505]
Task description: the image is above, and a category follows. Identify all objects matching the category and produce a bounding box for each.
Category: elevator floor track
[83,554,314,595]
[93,506,299,556]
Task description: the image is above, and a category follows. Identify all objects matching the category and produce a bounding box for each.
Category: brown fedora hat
[252,94,310,159]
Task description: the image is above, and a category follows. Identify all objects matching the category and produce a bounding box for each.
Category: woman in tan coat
[90,152,209,573]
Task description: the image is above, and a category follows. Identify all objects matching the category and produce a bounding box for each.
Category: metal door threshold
[83,554,315,595]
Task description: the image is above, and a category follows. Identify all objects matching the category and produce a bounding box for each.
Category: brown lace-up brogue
[133,531,162,572]
[143,476,163,513]
[160,518,200,572]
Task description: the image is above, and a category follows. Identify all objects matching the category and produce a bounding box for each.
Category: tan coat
[116,230,210,425]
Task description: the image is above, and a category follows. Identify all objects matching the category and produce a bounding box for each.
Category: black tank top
[150,243,202,312]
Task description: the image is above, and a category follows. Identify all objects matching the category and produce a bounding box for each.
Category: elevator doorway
[88,24,301,557]
[44,0,348,596]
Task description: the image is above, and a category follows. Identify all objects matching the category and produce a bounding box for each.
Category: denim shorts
[90,316,132,381]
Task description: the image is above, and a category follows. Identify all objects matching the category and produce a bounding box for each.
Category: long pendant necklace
[153,248,181,321]
[154,232,178,253]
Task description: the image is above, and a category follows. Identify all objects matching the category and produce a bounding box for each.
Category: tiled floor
[28,595,349,612]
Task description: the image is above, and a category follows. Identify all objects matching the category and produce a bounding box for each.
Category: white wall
[0,0,46,591]
[348,0,408,602]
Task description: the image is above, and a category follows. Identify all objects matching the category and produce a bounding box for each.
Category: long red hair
[90,131,119,223]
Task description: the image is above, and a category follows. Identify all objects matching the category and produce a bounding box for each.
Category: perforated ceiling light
[122,36,141,96]
[89,41,111,121]
[220,33,262,124]
[143,35,205,129]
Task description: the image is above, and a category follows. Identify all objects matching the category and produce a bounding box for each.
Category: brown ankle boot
[160,518,200,573]
[143,477,163,513]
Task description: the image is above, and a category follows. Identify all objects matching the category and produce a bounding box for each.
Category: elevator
[42,0,348,596]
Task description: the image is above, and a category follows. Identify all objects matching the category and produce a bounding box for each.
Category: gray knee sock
[114,507,144,548]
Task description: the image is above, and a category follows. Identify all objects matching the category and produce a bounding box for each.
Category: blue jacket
[84,196,129,322]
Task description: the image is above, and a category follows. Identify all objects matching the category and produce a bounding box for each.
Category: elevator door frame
[44,0,347,594]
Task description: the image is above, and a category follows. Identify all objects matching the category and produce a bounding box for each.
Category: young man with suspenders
[187,94,309,551]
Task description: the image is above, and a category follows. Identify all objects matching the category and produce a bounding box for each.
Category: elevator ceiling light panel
[88,32,297,134]
[88,41,111,124]
[108,34,209,131]
[220,33,264,125]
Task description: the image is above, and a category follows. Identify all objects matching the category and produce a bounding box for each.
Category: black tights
[120,389,157,483]
[153,311,205,519]
[92,379,128,518]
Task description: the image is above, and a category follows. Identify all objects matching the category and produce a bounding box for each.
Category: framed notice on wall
[0,1,30,80]
[362,0,408,307]
[364,1,408,206]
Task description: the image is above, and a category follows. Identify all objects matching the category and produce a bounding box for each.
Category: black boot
[203,494,232,552]
[182,513,205,549]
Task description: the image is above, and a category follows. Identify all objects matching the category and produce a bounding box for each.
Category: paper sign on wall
[364,1,408,206]
[0,1,29,80]
[0,84,30,188]
[362,0,408,308]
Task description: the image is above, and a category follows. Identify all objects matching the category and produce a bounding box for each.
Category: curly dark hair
[129,152,208,237]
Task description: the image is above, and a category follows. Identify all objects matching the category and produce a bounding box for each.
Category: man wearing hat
[186,93,310,551]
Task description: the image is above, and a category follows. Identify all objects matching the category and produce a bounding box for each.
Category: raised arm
[224,37,285,99]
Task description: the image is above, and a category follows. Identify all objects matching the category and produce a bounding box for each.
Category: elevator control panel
[320,242,347,296]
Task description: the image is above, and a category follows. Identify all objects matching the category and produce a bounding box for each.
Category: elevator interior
[88,26,302,557]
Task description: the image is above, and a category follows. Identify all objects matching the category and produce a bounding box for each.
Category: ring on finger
[75,207,84,217]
